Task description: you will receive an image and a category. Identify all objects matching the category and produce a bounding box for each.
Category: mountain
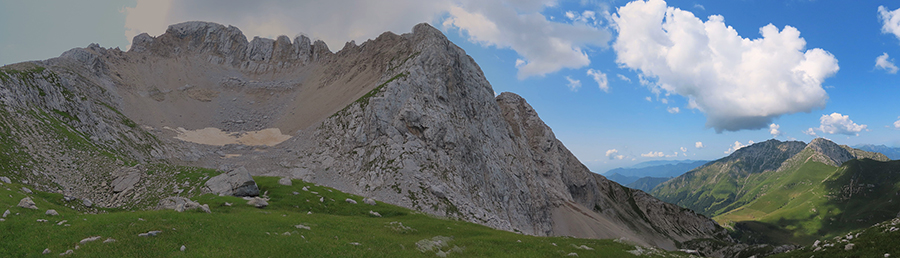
[603,160,708,185]
[854,144,900,160]
[0,22,738,253]
[626,177,671,192]
[653,138,893,245]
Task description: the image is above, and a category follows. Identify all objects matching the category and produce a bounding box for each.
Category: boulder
[204,167,259,197]
[45,209,59,216]
[20,187,32,194]
[17,197,38,209]
[345,198,357,204]
[42,248,50,254]
[363,198,376,206]
[278,177,292,186]
[82,199,93,208]
[2,209,9,218]
[0,176,10,184]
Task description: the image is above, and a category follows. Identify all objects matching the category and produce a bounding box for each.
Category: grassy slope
[0,177,690,257]
[713,159,900,245]
[768,218,900,258]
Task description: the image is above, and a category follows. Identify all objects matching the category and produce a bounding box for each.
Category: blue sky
[1,0,899,173]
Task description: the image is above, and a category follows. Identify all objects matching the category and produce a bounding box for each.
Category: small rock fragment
[573,245,593,250]
[82,199,92,208]
[45,209,59,216]
[369,210,382,217]
[43,248,50,254]
[301,186,308,191]
[36,219,48,222]
[180,245,186,251]
[57,220,67,225]
[103,238,116,243]
[845,243,855,250]
[247,197,268,208]
[21,187,32,194]
[292,191,299,195]
[278,177,292,186]
[319,197,324,202]
[60,249,73,256]
[138,230,162,237]
[0,176,10,184]
[80,236,101,244]
[224,202,232,206]
[350,242,361,246]
[345,198,357,204]
[18,197,38,209]
[2,209,9,217]
[295,224,311,230]
[363,198,376,206]
[567,253,578,256]
[199,204,211,213]
[282,232,291,236]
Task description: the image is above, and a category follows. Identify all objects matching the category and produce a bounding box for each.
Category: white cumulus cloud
[612,0,837,132]
[876,53,899,74]
[587,69,609,92]
[879,5,900,41]
[667,107,680,114]
[617,74,632,82]
[123,0,610,80]
[807,112,867,136]
[695,141,704,148]
[894,116,900,129]
[769,123,782,138]
[725,140,754,154]
[565,76,582,91]
[680,146,687,152]
[605,149,625,160]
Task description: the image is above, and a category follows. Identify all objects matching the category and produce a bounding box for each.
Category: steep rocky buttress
[0,21,732,252]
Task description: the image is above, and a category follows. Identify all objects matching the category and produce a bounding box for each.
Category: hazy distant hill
[626,177,671,192]
[603,160,708,185]
[854,144,900,160]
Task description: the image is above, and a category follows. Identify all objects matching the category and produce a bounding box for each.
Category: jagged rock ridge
[1,21,731,252]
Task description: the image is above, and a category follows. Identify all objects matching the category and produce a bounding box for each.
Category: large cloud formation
[612,0,838,132]
[123,0,610,80]
[880,5,900,41]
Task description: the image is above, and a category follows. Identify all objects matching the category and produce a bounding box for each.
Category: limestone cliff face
[0,21,729,250]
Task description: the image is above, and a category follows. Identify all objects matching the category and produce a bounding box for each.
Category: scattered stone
[43,248,51,254]
[21,187,32,194]
[813,240,820,247]
[551,243,557,246]
[292,191,299,195]
[572,244,593,250]
[0,218,5,222]
[349,242,361,246]
[247,197,268,208]
[282,232,291,236]
[319,197,324,203]
[60,249,73,256]
[301,186,309,191]
[57,220,68,225]
[46,209,59,216]
[345,198,357,204]
[567,253,578,256]
[363,198,376,205]
[369,210,382,217]
[180,245,186,251]
[158,197,210,213]
[111,165,143,193]
[845,243,855,251]
[63,196,76,202]
[0,176,10,184]
[224,202,232,206]
[199,204,211,213]
[103,238,116,243]
[307,211,312,215]
[82,199,93,208]
[37,219,48,222]
[80,236,101,244]
[204,167,259,197]
[278,177,292,186]
[295,224,311,230]
[138,230,162,237]
[18,197,38,209]
[2,209,9,218]
[885,253,890,258]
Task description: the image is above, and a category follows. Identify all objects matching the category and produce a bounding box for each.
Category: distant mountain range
[652,138,899,245]
[854,144,900,160]
[603,160,708,186]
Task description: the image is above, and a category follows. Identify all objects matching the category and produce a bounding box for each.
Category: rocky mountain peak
[805,138,855,166]
[719,139,807,174]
